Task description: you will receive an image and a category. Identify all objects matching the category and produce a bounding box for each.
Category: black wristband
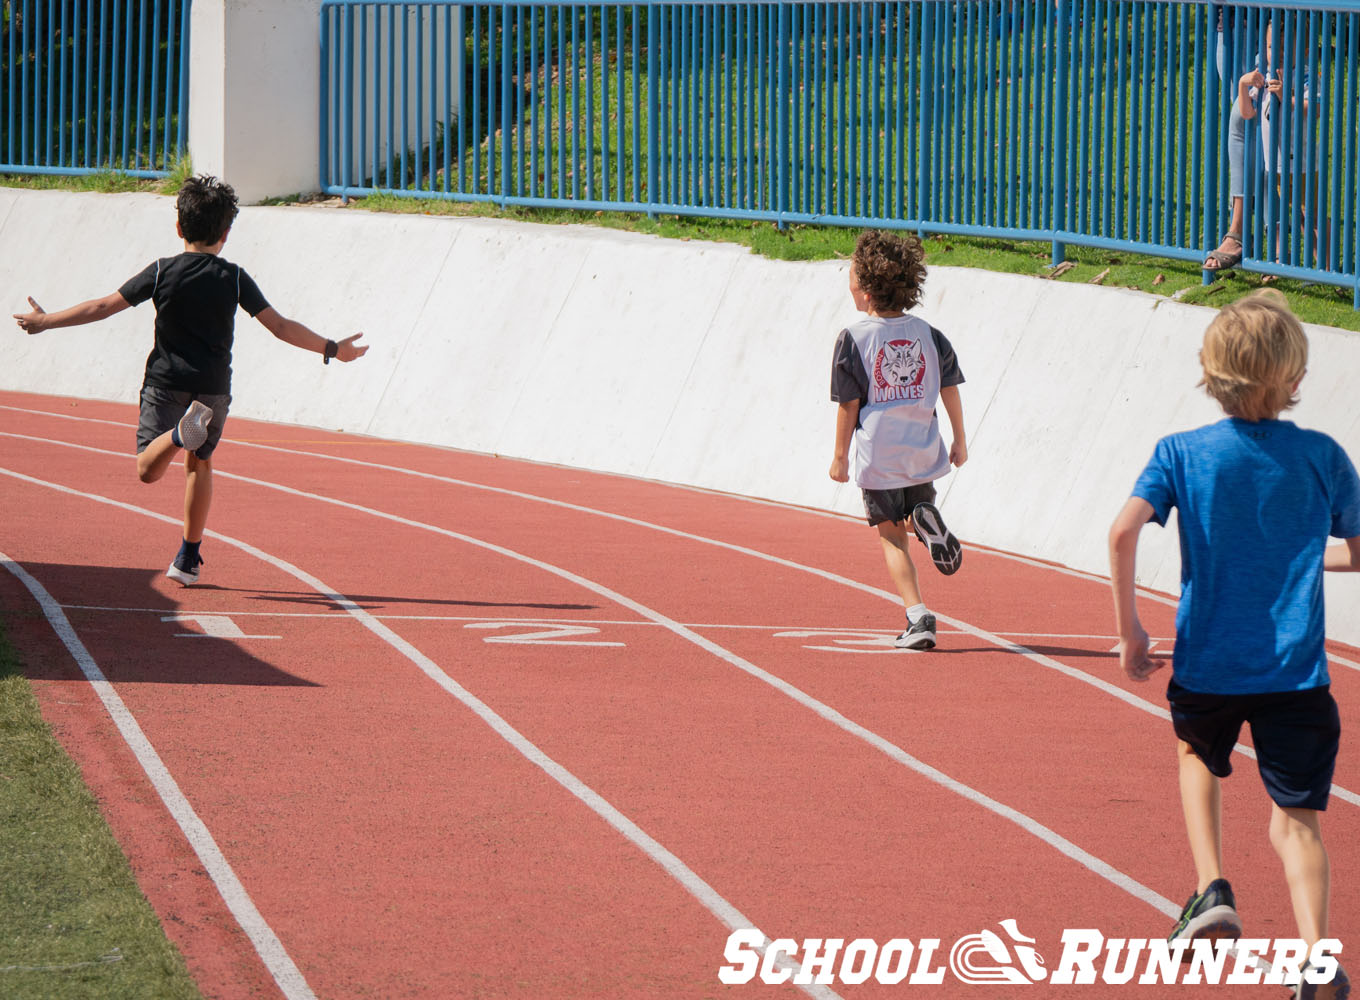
[323,339,338,364]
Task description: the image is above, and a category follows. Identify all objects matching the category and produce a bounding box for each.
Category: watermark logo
[718,922,1343,988]
[949,919,1047,984]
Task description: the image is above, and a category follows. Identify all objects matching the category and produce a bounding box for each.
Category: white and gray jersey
[830,315,965,490]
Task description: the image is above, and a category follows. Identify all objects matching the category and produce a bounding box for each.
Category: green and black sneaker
[1168,878,1243,948]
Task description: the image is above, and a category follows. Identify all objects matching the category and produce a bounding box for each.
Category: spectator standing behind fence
[12,175,368,586]
[1206,18,1313,274]
[828,231,966,652]
[1109,291,1360,1000]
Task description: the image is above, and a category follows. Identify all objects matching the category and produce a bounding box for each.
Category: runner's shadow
[3,563,321,686]
[238,591,598,612]
[1016,644,1121,660]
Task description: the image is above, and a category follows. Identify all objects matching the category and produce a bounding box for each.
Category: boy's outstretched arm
[13,293,129,333]
[1324,536,1360,571]
[255,306,368,362]
[1109,496,1167,682]
[939,384,968,467]
[829,399,859,483]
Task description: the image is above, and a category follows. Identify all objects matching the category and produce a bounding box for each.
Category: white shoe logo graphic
[949,919,1048,984]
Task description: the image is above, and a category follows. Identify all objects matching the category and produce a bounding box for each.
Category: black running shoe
[895,612,937,650]
[1168,878,1242,948]
[166,551,203,586]
[911,502,962,575]
[1293,961,1352,1000]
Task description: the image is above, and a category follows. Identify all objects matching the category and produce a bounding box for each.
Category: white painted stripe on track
[0,552,319,1000]
[0,465,836,1000]
[53,604,1174,641]
[0,402,1185,606]
[0,441,1190,924]
[5,426,1360,813]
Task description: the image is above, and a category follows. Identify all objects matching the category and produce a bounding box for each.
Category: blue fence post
[776,0,787,229]
[301,0,1360,305]
[1050,0,1069,267]
[647,4,658,219]
[320,4,331,193]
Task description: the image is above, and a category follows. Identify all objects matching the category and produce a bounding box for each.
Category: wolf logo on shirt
[873,339,927,402]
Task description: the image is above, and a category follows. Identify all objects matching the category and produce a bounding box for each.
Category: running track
[2,389,1357,999]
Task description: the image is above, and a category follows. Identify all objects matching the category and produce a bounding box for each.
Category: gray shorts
[862,481,937,527]
[137,385,230,459]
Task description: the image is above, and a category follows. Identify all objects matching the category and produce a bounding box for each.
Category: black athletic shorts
[862,482,937,527]
[1168,678,1341,811]
[137,385,230,460]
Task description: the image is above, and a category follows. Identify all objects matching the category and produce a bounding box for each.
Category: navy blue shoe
[1293,961,1351,1000]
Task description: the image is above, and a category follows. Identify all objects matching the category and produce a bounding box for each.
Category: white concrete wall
[3,188,1359,645]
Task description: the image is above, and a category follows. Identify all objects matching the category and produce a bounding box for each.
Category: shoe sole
[165,562,200,586]
[895,632,937,650]
[1173,907,1243,962]
[178,401,213,454]
[911,502,962,575]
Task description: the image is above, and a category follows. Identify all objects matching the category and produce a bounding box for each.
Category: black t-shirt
[119,252,270,394]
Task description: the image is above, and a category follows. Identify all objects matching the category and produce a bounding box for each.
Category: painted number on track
[161,615,281,640]
[464,622,625,647]
[774,629,901,653]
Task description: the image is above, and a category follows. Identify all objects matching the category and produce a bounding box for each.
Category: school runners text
[719,921,1343,987]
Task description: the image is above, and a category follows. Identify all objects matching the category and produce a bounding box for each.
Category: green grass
[0,154,192,197]
[0,617,204,1000]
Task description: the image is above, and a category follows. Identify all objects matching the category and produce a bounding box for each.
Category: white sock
[906,603,929,625]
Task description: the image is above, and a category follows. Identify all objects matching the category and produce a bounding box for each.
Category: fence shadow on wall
[320,0,1360,307]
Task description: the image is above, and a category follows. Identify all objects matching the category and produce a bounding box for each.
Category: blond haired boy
[1110,291,1360,999]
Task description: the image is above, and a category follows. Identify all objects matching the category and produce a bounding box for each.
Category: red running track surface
[2,390,1358,999]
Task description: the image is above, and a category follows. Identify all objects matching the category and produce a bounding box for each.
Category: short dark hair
[852,230,927,313]
[176,175,239,245]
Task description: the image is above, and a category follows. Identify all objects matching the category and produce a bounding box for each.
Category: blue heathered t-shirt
[1133,418,1360,695]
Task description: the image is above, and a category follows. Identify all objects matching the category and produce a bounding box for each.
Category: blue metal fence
[1,0,190,177]
[320,0,1360,305]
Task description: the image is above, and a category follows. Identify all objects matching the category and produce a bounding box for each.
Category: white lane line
[0,466,836,999]
[54,605,1173,642]
[168,472,1190,918]
[2,456,1185,923]
[0,552,317,1000]
[5,427,1359,812]
[1,407,1347,647]
[0,402,1185,607]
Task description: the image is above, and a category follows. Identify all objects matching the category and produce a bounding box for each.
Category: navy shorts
[137,385,230,460]
[1168,678,1340,811]
[862,482,936,528]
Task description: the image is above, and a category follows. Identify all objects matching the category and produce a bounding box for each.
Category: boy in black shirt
[13,175,367,585]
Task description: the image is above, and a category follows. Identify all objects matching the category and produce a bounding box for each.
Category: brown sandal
[1203,231,1242,271]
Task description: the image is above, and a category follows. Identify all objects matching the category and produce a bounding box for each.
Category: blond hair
[1198,290,1308,421]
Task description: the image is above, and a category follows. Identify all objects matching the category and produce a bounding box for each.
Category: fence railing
[1,0,190,177]
[320,0,1360,306]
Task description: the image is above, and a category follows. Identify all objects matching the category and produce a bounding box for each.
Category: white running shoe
[166,552,202,586]
[177,400,213,453]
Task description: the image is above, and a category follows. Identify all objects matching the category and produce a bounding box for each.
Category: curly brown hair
[852,229,927,313]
